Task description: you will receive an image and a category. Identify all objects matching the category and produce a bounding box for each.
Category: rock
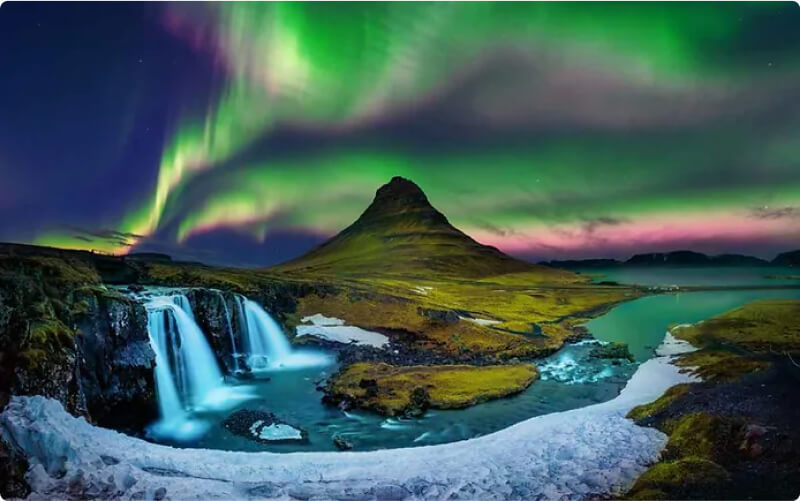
[403,387,430,418]
[0,436,30,499]
[744,423,768,440]
[184,288,241,373]
[223,409,308,444]
[126,284,145,293]
[416,307,460,325]
[589,342,634,362]
[333,434,353,451]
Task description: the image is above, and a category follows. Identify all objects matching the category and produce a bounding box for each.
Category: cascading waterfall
[145,293,252,441]
[242,298,293,368]
[217,291,240,372]
[141,289,329,441]
[237,297,330,371]
[170,294,195,321]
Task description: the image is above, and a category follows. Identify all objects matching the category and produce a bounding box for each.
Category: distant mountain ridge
[275,177,568,279]
[543,249,800,269]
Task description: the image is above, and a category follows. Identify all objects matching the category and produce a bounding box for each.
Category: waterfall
[242,298,292,368]
[218,291,239,372]
[171,294,195,322]
[146,309,184,424]
[144,293,253,441]
[239,298,330,370]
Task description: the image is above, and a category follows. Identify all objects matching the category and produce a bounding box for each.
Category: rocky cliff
[0,253,157,429]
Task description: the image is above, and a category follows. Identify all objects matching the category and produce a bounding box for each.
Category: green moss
[28,318,73,347]
[674,349,770,382]
[662,413,742,461]
[627,488,668,500]
[627,384,691,421]
[18,349,48,369]
[295,277,635,358]
[327,362,539,416]
[628,457,730,500]
[671,299,799,355]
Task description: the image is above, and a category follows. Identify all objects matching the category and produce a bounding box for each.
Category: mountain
[771,250,800,267]
[540,258,622,268]
[275,177,556,278]
[543,250,779,269]
[625,251,772,267]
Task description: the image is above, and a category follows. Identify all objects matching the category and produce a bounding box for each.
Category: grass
[670,299,799,355]
[627,384,691,421]
[673,349,770,382]
[628,457,730,500]
[626,299,800,500]
[326,362,539,416]
[291,276,636,359]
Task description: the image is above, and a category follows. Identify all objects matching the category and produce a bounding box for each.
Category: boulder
[589,342,634,362]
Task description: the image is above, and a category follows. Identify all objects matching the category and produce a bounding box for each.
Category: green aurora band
[36,2,799,259]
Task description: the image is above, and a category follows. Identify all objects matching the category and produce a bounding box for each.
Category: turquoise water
[575,266,799,287]
[586,288,799,362]
[154,269,798,452]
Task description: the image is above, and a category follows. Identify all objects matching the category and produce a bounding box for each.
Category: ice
[296,314,390,348]
[0,333,696,500]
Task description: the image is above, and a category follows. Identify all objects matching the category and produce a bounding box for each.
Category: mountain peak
[353,177,452,231]
[362,176,434,218]
[378,176,425,198]
[276,177,540,277]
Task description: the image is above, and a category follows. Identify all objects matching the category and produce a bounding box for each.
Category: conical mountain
[276,177,551,278]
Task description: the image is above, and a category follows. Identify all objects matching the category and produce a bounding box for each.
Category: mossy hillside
[326,362,539,416]
[670,299,799,355]
[627,412,743,500]
[292,278,635,358]
[626,299,800,500]
[0,251,155,422]
[628,457,730,500]
[673,348,770,382]
[627,384,691,421]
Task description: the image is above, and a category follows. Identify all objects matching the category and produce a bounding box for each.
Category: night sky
[1,2,798,267]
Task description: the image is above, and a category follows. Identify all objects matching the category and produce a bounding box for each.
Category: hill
[771,250,799,267]
[275,177,565,280]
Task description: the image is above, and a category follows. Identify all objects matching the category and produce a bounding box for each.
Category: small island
[325,362,539,416]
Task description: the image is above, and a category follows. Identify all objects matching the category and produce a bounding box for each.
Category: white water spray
[145,294,252,441]
[239,298,330,371]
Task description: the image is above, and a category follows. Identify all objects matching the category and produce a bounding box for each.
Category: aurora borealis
[1,2,798,266]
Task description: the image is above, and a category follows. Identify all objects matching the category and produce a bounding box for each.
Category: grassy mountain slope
[276,176,571,282]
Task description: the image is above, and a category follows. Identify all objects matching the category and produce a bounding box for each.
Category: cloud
[60,226,146,247]
[581,216,626,235]
[748,206,800,220]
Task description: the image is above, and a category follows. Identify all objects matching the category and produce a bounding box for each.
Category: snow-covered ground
[0,336,697,501]
[655,327,698,357]
[296,314,390,348]
[460,316,501,326]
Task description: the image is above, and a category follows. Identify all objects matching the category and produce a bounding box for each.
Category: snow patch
[300,314,345,327]
[1,333,696,500]
[256,423,303,441]
[461,316,501,326]
[411,286,433,295]
[296,325,389,348]
[655,331,697,357]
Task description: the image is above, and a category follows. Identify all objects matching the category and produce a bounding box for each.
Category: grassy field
[326,362,539,416]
